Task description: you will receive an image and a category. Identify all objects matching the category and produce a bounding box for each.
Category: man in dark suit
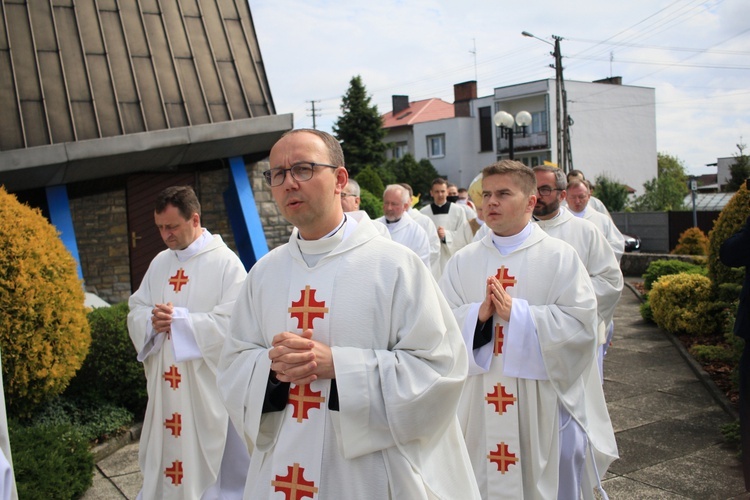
[720,210,750,491]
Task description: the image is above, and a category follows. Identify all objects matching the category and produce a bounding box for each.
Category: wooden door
[126,173,197,291]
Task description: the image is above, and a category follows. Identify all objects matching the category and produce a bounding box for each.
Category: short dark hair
[482,160,536,196]
[155,185,201,220]
[431,178,448,188]
[281,129,345,167]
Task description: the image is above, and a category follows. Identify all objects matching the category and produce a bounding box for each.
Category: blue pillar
[224,156,268,270]
[45,185,84,281]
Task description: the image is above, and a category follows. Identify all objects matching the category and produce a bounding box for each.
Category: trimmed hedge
[649,273,717,336]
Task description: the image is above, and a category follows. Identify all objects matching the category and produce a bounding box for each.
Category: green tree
[632,152,688,211]
[593,175,628,212]
[355,165,385,199]
[726,141,750,192]
[332,75,387,177]
[384,154,439,201]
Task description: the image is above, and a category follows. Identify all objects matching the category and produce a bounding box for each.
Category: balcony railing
[497,132,549,154]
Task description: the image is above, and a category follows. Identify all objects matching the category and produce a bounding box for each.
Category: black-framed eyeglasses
[263,162,337,187]
[537,186,563,196]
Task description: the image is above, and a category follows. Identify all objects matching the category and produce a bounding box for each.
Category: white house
[382,78,657,194]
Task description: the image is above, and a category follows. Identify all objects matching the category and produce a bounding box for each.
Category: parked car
[623,234,641,252]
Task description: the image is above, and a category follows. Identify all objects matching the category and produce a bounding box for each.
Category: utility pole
[306,100,321,129]
[552,35,572,174]
[470,38,478,82]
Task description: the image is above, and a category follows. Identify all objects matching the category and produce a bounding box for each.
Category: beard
[533,198,560,217]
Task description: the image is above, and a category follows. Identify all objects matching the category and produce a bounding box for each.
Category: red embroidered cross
[271,462,319,500]
[485,383,517,415]
[288,384,326,423]
[494,266,517,291]
[494,324,504,356]
[169,268,189,292]
[163,365,181,390]
[288,285,329,330]
[164,412,182,437]
[488,442,519,474]
[164,460,184,485]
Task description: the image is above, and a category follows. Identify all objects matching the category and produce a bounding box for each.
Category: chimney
[593,76,622,85]
[453,81,477,117]
[392,95,410,115]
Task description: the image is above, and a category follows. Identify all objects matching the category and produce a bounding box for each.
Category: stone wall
[70,159,292,304]
[70,189,131,304]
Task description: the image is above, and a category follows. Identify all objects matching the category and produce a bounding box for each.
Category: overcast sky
[248,0,750,179]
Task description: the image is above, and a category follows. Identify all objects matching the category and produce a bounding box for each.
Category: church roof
[0,0,290,191]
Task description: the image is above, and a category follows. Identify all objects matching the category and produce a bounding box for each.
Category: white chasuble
[128,235,249,500]
[440,225,618,499]
[219,212,481,500]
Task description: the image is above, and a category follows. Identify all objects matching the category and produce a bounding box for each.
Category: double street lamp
[493,110,532,160]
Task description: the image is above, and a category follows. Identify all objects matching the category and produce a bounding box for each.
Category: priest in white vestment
[567,180,625,262]
[532,166,623,383]
[563,169,612,218]
[420,178,473,278]
[439,160,617,500]
[128,186,250,499]
[218,129,480,499]
[375,184,431,269]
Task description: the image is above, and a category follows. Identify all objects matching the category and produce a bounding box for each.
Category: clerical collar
[490,222,533,255]
[175,229,211,262]
[385,218,401,224]
[569,208,586,218]
[298,215,346,241]
[431,202,451,214]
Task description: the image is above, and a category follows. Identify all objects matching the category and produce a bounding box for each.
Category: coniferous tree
[333,75,387,177]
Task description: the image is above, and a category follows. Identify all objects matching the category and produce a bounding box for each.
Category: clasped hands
[269,329,334,386]
[151,302,173,334]
[478,275,512,323]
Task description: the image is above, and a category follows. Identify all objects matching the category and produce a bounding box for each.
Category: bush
[649,273,717,336]
[672,227,709,256]
[10,421,94,499]
[65,302,148,417]
[639,297,654,323]
[358,188,384,220]
[31,395,133,443]
[708,182,750,301]
[642,259,706,291]
[355,165,385,199]
[0,187,91,418]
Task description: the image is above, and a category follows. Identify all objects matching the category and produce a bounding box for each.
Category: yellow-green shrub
[672,227,709,256]
[0,187,90,418]
[649,273,716,336]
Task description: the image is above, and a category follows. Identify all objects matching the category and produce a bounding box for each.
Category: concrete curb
[623,279,739,420]
[91,422,142,463]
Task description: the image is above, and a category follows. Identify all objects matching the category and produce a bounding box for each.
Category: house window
[427,135,445,158]
[478,107,492,152]
[531,111,547,134]
[392,141,408,159]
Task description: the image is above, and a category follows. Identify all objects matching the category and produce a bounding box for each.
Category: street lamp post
[494,110,532,160]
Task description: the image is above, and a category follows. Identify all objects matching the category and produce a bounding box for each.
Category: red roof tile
[381,98,454,128]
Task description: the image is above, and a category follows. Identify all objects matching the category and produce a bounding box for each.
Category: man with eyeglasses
[340,178,361,212]
[218,129,480,499]
[439,160,617,499]
[532,165,623,385]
